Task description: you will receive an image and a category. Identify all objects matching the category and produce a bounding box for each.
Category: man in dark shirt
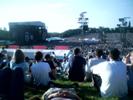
[68,47,86,82]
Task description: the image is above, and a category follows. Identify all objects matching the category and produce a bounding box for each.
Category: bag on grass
[42,88,80,100]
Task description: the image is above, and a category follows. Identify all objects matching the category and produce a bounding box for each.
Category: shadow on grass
[77,82,99,100]
[24,86,47,100]
[24,77,133,100]
[53,79,101,100]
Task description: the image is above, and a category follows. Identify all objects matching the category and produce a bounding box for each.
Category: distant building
[9,21,47,45]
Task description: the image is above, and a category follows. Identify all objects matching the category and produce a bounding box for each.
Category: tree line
[61,27,133,37]
[0,27,133,40]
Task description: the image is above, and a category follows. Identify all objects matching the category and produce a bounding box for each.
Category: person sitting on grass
[0,67,24,100]
[68,47,86,82]
[124,51,133,95]
[44,54,57,80]
[10,49,30,83]
[31,51,52,88]
[86,49,105,81]
[91,48,128,98]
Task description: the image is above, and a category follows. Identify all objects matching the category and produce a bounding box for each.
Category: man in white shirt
[91,48,128,98]
[86,49,105,81]
[31,51,51,86]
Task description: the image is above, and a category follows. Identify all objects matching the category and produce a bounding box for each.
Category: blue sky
[0,0,133,32]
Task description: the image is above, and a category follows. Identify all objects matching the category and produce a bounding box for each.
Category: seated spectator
[91,48,128,98]
[63,49,74,74]
[0,53,8,69]
[124,51,133,95]
[0,67,12,98]
[25,56,32,67]
[31,51,51,87]
[68,47,86,82]
[10,49,30,83]
[63,53,68,63]
[1,47,7,56]
[45,54,57,80]
[0,67,24,100]
[51,55,61,68]
[86,49,105,81]
[9,67,24,100]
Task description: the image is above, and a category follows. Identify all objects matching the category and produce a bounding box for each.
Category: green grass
[24,77,133,100]
[24,86,46,100]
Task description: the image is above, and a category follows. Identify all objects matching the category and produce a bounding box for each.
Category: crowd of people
[0,45,133,99]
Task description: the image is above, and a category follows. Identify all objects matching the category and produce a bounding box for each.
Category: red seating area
[7,45,69,50]
[54,46,69,50]
[32,45,48,49]
[8,45,19,49]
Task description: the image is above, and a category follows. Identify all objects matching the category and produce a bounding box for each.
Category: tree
[0,30,12,40]
[62,29,81,37]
